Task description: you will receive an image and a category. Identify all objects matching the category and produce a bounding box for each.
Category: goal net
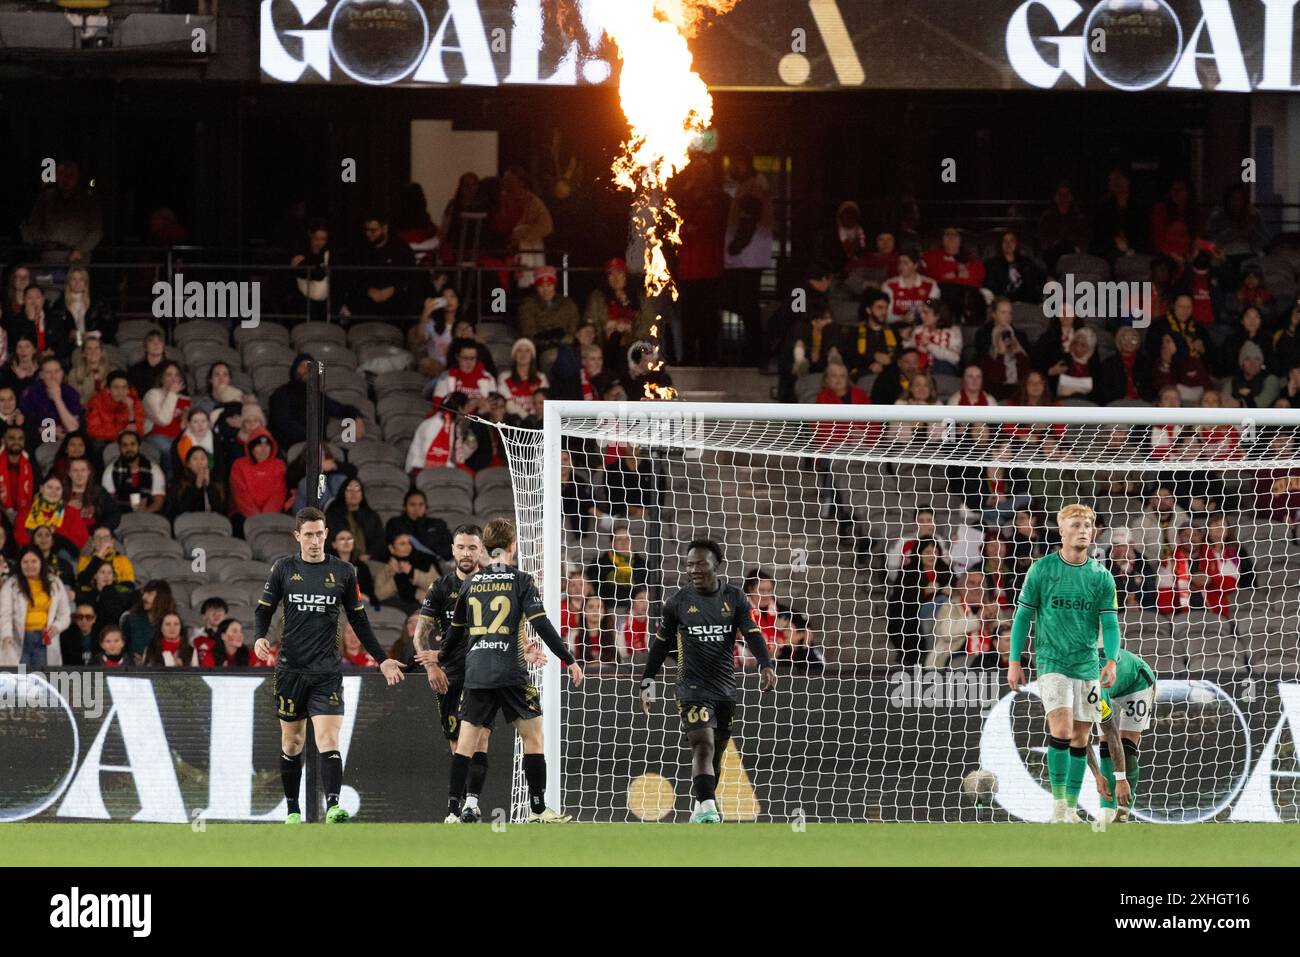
[499,400,1300,824]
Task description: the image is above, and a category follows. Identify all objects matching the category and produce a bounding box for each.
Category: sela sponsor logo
[49,887,151,938]
[1006,0,1300,93]
[1048,595,1089,611]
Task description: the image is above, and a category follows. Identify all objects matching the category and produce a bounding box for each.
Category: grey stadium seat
[117,511,172,540]
[173,511,233,543]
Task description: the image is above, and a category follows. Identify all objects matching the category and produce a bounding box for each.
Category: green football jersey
[1101,648,1156,707]
[1017,551,1119,681]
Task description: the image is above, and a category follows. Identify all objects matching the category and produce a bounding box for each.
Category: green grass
[3,822,1300,866]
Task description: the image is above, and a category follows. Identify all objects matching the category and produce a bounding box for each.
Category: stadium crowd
[4,156,1297,675]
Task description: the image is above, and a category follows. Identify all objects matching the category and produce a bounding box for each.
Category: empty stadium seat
[175,321,230,348]
[347,322,404,349]
[235,323,291,350]
[117,512,173,540]
[243,513,296,540]
[173,512,234,543]
[474,467,512,495]
[188,533,253,561]
[373,370,430,397]
[347,441,405,470]
[290,322,348,349]
[124,533,184,561]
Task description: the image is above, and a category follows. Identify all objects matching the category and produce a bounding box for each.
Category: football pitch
[4,823,1300,866]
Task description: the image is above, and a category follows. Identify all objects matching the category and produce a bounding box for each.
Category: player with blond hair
[1008,503,1120,823]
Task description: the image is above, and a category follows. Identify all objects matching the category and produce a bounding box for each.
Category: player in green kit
[1008,503,1121,823]
[1087,647,1157,823]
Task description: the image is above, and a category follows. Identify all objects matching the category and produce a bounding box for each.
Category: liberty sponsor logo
[471,639,511,652]
[49,887,152,937]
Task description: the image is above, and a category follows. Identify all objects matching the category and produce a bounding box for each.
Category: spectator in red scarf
[189,596,228,666]
[213,619,262,667]
[433,339,497,401]
[1097,326,1154,405]
[405,392,490,476]
[742,568,789,655]
[96,624,130,669]
[16,474,87,548]
[1191,514,1254,619]
[141,611,192,667]
[0,424,34,522]
[617,584,651,663]
[946,364,998,407]
[497,338,549,420]
[906,298,962,376]
[228,428,286,533]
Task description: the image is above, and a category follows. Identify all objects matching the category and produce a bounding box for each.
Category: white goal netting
[501,402,1300,824]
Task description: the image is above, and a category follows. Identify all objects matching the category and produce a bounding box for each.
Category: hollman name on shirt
[49,887,151,938]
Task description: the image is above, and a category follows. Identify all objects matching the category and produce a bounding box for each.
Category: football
[962,769,999,805]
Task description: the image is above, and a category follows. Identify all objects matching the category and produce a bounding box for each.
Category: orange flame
[592,0,738,399]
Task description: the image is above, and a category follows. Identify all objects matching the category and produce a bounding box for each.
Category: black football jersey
[258,555,364,673]
[656,581,769,702]
[445,563,547,690]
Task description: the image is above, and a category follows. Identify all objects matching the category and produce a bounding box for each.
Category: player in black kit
[254,507,404,824]
[439,517,583,823]
[412,523,541,821]
[639,539,776,823]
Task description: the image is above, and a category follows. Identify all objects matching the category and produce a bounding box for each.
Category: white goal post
[494,399,1300,824]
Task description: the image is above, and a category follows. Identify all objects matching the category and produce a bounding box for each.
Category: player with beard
[413,522,540,821]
